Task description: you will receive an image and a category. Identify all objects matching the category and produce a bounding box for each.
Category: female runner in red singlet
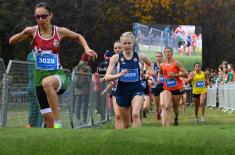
[9,2,97,128]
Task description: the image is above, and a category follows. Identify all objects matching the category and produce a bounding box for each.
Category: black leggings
[36,86,66,110]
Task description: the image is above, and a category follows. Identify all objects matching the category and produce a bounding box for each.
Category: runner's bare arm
[104,54,127,82]
[157,64,163,83]
[9,27,35,45]
[176,61,188,77]
[186,71,195,84]
[139,53,154,75]
[101,82,113,96]
[139,53,152,67]
[58,27,97,58]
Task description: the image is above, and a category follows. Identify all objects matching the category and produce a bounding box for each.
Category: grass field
[5,103,110,128]
[148,52,202,71]
[139,43,202,70]
[1,107,235,155]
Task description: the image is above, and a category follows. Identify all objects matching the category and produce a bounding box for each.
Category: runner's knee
[200,103,205,107]
[42,79,52,90]
[42,79,56,94]
[165,106,170,111]
[115,113,122,121]
[132,112,140,121]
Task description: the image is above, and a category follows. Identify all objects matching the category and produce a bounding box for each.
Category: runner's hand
[101,89,106,96]
[168,72,176,77]
[185,80,189,85]
[85,49,97,60]
[119,69,128,77]
[22,27,35,35]
[144,74,150,79]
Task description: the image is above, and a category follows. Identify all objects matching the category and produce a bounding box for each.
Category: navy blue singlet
[116,52,143,96]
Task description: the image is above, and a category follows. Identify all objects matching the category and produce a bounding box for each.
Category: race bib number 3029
[36,53,58,70]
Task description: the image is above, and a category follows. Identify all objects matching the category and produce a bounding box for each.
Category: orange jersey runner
[161,60,183,91]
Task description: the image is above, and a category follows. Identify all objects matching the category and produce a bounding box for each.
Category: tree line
[0,0,234,71]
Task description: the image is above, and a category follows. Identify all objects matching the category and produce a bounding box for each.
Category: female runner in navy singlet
[104,32,153,128]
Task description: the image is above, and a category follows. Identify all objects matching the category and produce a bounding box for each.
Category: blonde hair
[120,32,136,43]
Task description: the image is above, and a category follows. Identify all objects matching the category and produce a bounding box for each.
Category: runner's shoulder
[110,54,119,63]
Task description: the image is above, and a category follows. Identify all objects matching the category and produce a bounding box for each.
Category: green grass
[147,52,202,71]
[138,43,202,70]
[6,104,111,128]
[1,107,235,155]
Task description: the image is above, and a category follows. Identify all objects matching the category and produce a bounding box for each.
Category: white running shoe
[201,117,205,123]
[195,118,199,125]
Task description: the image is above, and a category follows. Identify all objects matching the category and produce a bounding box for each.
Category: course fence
[2,59,235,128]
[0,58,6,127]
[133,23,178,54]
[206,83,235,112]
[0,59,114,128]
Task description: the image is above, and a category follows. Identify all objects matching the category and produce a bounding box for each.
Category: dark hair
[35,2,52,14]
[156,51,163,56]
[113,40,120,45]
[194,62,201,67]
[211,69,217,73]
[164,47,173,53]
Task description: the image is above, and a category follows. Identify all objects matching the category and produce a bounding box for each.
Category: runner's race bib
[196,81,205,88]
[154,66,159,74]
[159,77,164,83]
[36,52,59,70]
[154,76,164,87]
[166,78,177,88]
[141,81,147,88]
[120,68,139,82]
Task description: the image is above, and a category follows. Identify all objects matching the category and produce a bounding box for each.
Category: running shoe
[201,117,205,124]
[195,118,198,125]
[25,124,31,128]
[173,118,178,126]
[54,120,62,128]
[54,123,62,128]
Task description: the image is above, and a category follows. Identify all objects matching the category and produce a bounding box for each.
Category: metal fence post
[1,73,9,127]
[160,31,165,52]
